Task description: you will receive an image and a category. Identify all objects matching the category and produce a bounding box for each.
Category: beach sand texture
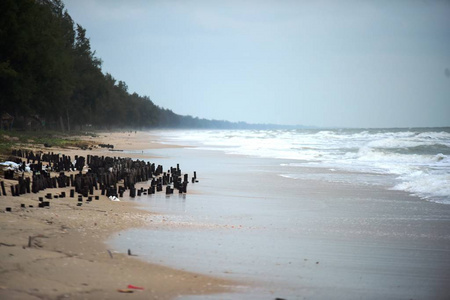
[0,131,232,300]
[2,130,450,300]
[111,136,450,300]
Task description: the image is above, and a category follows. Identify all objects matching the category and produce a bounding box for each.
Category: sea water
[158,127,450,204]
[111,128,450,299]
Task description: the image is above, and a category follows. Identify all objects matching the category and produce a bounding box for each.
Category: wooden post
[0,181,5,196]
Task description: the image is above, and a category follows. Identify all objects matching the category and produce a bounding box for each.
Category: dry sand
[0,131,234,300]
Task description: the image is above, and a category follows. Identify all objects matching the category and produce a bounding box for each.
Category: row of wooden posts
[1,150,197,198]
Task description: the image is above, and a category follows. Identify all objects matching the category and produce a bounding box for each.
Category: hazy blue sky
[64,0,450,128]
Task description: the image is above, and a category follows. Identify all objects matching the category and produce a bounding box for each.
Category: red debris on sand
[127,284,144,290]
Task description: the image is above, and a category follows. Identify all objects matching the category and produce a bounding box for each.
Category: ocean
[159,127,450,204]
[110,127,450,299]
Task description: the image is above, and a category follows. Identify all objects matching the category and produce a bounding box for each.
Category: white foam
[392,173,450,204]
[152,128,450,203]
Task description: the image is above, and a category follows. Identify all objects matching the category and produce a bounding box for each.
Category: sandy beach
[110,132,450,300]
[0,131,233,300]
[2,129,450,300]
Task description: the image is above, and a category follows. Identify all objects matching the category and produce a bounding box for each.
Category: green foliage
[0,129,94,159]
[0,0,256,130]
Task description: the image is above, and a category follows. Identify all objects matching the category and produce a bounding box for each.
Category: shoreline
[110,142,450,299]
[0,131,235,299]
[3,128,449,299]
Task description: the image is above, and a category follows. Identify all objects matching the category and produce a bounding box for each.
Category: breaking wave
[156,128,450,204]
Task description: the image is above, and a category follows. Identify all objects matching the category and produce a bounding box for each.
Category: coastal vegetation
[0,129,94,160]
[0,0,258,131]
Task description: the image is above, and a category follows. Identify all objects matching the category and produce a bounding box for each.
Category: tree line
[0,0,262,131]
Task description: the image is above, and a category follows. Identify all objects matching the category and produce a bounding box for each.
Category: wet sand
[111,145,450,299]
[0,131,234,300]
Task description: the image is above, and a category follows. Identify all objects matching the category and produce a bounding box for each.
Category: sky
[63,0,450,128]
